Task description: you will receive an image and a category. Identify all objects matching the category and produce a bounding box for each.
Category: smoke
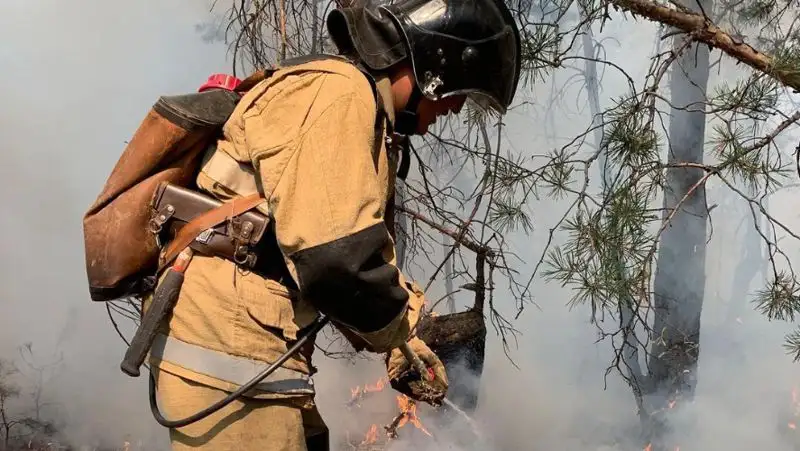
[1,1,800,450]
[0,0,230,448]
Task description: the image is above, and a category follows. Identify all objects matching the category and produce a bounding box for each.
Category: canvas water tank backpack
[82,54,385,303]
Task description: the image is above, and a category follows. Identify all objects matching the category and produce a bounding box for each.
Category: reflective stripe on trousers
[150,334,315,395]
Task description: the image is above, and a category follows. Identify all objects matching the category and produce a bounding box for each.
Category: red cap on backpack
[198,74,242,92]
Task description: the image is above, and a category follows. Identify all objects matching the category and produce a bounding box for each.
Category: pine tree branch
[740,110,800,153]
[609,0,800,92]
[396,206,494,257]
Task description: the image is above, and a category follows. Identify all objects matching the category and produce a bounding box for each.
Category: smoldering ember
[2,0,800,450]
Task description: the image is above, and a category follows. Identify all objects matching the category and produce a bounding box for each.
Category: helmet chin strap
[393,85,424,180]
[394,84,424,136]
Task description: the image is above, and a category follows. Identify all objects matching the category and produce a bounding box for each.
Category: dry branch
[610,0,800,91]
[397,206,494,257]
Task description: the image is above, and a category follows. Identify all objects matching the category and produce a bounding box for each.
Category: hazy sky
[2,1,800,450]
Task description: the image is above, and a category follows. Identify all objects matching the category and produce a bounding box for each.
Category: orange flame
[350,376,389,405]
[788,385,800,430]
[395,395,432,436]
[366,377,388,392]
[644,444,681,451]
[361,424,379,445]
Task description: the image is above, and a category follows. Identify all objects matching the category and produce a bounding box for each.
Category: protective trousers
[153,368,329,451]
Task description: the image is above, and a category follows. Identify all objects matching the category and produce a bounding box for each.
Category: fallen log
[417,309,486,413]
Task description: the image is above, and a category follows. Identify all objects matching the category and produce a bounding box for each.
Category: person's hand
[386,336,448,406]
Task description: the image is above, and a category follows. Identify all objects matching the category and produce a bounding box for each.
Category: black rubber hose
[148,315,330,428]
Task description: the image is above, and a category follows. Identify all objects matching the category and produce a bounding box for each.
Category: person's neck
[387,65,415,113]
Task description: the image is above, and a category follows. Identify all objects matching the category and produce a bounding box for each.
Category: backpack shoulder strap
[347,58,410,181]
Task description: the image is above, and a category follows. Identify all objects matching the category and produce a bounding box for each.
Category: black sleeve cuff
[290,223,408,332]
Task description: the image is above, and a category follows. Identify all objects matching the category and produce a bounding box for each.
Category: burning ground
[314,320,800,451]
[334,368,491,451]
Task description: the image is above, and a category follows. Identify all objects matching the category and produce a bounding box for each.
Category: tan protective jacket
[148,57,423,402]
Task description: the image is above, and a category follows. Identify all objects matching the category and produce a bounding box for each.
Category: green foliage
[602,96,661,168]
[709,76,780,119]
[755,271,800,322]
[772,44,800,81]
[703,0,800,361]
[539,148,578,199]
[542,194,655,312]
[755,271,800,362]
[735,0,776,26]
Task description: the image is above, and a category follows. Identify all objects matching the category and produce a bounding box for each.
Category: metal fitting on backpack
[148,182,270,271]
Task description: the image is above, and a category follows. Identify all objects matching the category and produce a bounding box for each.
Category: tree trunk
[0,395,8,451]
[708,197,760,371]
[310,0,320,54]
[646,0,711,444]
[725,198,762,326]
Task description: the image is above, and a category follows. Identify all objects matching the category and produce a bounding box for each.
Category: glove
[340,279,426,353]
[386,336,449,406]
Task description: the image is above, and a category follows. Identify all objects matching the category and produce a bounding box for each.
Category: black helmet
[327,0,520,134]
[380,0,521,115]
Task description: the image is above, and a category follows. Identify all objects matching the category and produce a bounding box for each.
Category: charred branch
[473,250,487,313]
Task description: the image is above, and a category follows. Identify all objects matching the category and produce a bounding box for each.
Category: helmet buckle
[422,72,443,97]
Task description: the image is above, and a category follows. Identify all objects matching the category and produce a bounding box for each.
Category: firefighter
[146,0,521,448]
